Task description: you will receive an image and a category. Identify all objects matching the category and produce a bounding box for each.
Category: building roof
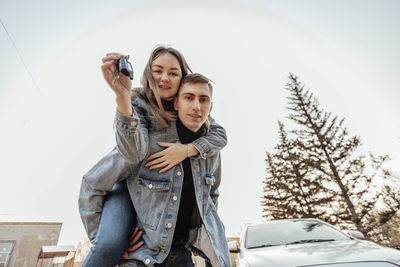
[0,222,62,226]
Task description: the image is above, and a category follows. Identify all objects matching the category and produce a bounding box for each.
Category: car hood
[241,240,400,267]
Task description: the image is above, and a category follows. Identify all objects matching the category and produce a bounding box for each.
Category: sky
[1,0,399,246]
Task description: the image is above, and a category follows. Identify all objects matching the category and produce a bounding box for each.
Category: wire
[0,17,42,95]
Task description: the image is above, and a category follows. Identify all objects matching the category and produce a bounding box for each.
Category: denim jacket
[79,96,230,267]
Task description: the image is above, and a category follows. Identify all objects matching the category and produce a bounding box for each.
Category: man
[144,73,225,267]
[80,73,230,267]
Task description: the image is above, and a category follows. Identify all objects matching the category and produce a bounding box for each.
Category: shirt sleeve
[191,115,227,159]
[114,97,150,164]
[210,154,222,209]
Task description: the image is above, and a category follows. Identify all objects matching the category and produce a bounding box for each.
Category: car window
[245,220,350,248]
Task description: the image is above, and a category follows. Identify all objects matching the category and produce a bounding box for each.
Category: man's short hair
[180,73,213,96]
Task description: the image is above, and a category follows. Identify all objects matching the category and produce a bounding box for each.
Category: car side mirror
[228,240,240,253]
[347,230,366,240]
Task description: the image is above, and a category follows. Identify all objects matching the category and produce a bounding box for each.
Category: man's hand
[122,227,144,259]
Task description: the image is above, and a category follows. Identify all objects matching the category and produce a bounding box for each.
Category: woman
[79,46,228,266]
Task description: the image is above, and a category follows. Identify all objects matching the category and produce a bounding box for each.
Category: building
[0,222,62,267]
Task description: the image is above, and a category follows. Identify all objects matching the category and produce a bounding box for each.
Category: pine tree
[262,73,400,242]
[262,122,335,223]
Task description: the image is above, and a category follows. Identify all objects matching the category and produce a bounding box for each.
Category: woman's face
[151,52,182,100]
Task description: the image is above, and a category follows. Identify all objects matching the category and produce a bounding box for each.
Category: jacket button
[203,152,207,157]
[148,184,153,189]
[167,223,172,228]
[172,195,178,201]
[144,258,150,265]
[177,171,182,176]
[130,120,137,127]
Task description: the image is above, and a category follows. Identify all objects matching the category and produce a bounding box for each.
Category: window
[0,241,14,267]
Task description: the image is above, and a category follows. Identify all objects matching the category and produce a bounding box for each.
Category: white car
[229,218,400,267]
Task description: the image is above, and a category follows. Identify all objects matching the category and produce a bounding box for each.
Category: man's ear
[174,97,179,111]
[209,102,213,113]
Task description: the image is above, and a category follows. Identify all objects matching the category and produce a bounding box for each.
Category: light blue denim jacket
[79,96,230,267]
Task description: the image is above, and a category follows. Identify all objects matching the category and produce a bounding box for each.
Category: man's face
[174,82,213,132]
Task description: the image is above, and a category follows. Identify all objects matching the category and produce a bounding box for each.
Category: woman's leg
[83,181,135,267]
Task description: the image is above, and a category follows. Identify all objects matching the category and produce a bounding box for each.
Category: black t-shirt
[161,99,175,112]
[172,118,205,245]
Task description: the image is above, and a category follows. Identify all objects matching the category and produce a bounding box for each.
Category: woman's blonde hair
[134,45,192,127]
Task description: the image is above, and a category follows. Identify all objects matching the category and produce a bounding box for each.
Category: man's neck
[176,118,205,144]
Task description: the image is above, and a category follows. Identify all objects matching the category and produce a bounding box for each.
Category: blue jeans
[118,245,195,267]
[83,181,135,267]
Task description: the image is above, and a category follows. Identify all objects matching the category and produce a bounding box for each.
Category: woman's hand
[146,143,199,173]
[101,53,133,116]
[122,227,144,259]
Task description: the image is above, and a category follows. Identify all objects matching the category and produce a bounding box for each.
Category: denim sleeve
[78,147,131,243]
[210,154,222,209]
[191,115,227,159]
[114,98,150,165]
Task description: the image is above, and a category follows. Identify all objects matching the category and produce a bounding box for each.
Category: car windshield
[245,220,350,249]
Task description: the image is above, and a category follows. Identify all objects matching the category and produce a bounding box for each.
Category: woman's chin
[159,91,177,100]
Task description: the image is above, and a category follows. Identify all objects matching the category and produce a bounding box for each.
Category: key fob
[117,55,134,80]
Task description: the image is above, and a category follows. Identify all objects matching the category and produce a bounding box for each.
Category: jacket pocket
[134,176,171,230]
[138,177,171,191]
[204,175,215,186]
[201,175,217,214]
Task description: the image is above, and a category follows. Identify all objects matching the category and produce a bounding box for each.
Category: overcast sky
[1,0,399,246]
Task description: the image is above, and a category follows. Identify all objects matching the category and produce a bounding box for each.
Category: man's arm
[210,154,222,209]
